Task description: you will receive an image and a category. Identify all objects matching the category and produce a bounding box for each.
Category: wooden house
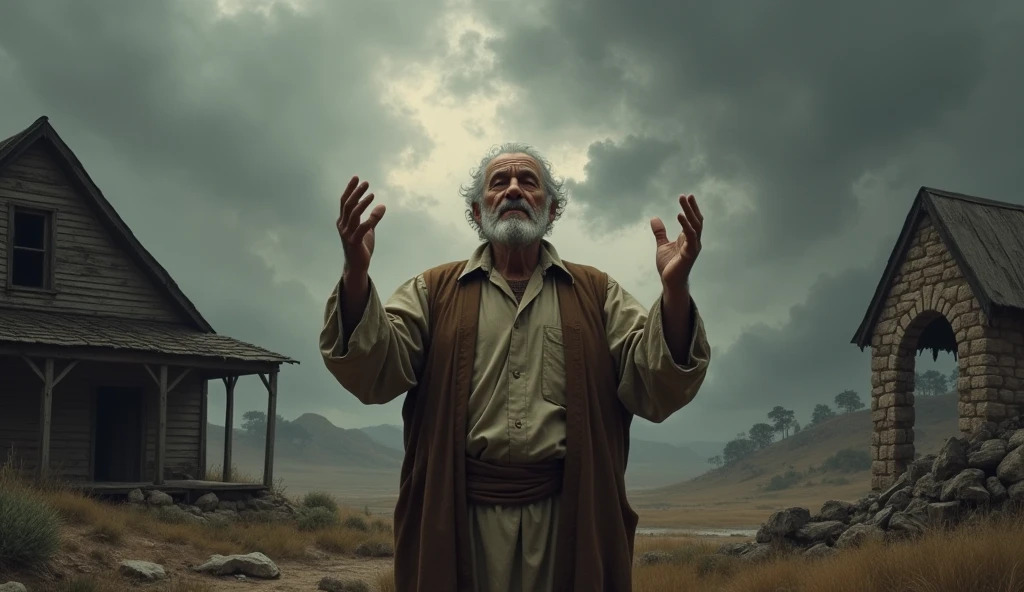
[0,116,296,493]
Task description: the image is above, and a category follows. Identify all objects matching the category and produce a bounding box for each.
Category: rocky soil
[712,416,1024,563]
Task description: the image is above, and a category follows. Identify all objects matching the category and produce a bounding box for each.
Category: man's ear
[472,201,482,224]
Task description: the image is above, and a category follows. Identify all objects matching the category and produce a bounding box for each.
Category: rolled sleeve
[319,274,430,405]
[606,278,711,423]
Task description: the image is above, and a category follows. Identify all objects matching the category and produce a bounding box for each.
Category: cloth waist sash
[464,456,565,506]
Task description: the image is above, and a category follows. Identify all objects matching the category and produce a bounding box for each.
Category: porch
[0,309,296,490]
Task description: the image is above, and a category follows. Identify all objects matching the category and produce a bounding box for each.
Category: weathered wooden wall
[0,356,205,481]
[0,144,187,323]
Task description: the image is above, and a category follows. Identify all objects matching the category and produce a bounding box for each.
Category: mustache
[496,202,534,216]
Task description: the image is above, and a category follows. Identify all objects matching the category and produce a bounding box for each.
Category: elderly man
[320,144,710,592]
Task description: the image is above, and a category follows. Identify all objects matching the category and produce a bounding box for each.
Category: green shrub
[822,448,872,473]
[0,486,62,570]
[764,469,803,491]
[301,490,339,514]
[297,506,339,531]
[343,514,369,532]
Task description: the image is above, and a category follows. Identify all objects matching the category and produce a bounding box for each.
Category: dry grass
[51,572,217,592]
[1,457,394,589]
[632,513,1024,592]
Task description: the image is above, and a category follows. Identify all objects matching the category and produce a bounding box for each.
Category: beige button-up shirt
[320,241,710,592]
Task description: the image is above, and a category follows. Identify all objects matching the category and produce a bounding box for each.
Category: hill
[630,392,960,529]
[358,423,405,452]
[205,414,402,503]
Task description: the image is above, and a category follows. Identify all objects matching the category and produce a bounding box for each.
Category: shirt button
[515,420,523,429]
[514,320,520,329]
[512,370,521,379]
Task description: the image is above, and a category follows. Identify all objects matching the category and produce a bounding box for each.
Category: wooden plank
[0,344,283,376]
[156,365,167,486]
[223,376,236,483]
[263,371,277,488]
[0,149,189,324]
[38,359,54,479]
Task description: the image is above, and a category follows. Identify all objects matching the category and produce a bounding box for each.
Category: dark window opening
[10,209,51,288]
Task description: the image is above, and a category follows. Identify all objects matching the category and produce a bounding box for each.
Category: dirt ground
[14,525,394,592]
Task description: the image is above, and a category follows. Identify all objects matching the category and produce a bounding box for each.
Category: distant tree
[241,410,267,439]
[723,437,757,465]
[915,370,949,397]
[748,423,775,450]
[792,421,801,434]
[835,390,865,413]
[708,455,724,468]
[811,404,836,425]
[767,406,797,438]
[949,366,959,390]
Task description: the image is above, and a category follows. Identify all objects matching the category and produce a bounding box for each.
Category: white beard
[479,199,550,247]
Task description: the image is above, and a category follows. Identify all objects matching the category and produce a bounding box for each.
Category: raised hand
[337,176,386,275]
[650,194,703,291]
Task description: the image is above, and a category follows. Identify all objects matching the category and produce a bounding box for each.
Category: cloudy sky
[2,0,1020,444]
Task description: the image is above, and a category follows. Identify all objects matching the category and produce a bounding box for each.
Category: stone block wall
[868,214,1024,490]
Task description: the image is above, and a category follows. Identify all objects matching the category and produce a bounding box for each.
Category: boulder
[932,437,969,481]
[119,560,167,582]
[835,524,885,549]
[968,439,1008,472]
[793,521,847,546]
[147,490,173,506]
[996,446,1024,483]
[193,552,280,579]
[815,500,855,523]
[803,543,838,559]
[755,507,810,543]
[195,493,219,513]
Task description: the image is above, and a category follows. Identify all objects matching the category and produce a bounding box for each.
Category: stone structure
[853,187,1024,490]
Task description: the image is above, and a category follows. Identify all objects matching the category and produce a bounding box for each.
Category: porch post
[22,357,77,481]
[198,378,208,480]
[261,369,279,488]
[156,365,168,485]
[38,359,54,480]
[222,376,238,482]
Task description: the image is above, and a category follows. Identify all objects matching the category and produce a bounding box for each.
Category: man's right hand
[337,175,386,276]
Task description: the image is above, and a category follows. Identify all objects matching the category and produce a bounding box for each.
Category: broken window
[10,208,52,289]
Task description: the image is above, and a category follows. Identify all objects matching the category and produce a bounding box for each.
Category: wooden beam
[0,344,287,376]
[52,360,78,386]
[263,370,278,488]
[167,368,191,393]
[144,364,159,385]
[21,356,43,381]
[37,359,54,480]
[198,379,208,480]
[155,365,168,486]
[222,376,237,483]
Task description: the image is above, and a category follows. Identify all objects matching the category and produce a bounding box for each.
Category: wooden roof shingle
[852,187,1024,349]
[0,309,292,364]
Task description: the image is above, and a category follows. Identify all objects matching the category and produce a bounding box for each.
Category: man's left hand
[651,194,703,292]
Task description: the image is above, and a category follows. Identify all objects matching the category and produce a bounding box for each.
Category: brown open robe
[395,260,640,591]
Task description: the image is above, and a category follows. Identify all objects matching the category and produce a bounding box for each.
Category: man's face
[473,153,556,247]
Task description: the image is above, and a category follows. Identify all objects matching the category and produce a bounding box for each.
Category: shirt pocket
[541,325,567,408]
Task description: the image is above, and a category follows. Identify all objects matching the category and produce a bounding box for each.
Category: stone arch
[873,307,958,488]
[857,189,1024,491]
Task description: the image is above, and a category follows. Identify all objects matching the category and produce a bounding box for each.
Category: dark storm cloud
[566,135,681,228]
[0,0,466,425]
[658,248,888,438]
[468,0,1024,259]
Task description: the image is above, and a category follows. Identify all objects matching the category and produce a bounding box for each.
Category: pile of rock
[127,488,297,524]
[719,416,1024,562]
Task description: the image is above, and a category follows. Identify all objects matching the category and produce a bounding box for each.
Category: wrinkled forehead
[484,153,543,179]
